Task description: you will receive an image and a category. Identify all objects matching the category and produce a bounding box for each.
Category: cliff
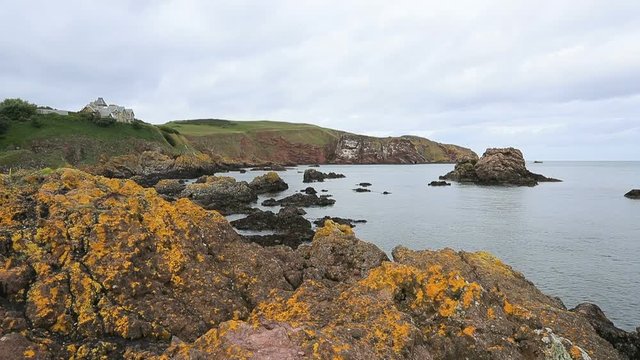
[0,115,476,173]
[0,168,632,359]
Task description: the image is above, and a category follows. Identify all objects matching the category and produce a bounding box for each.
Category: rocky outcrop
[300,186,317,195]
[231,207,314,248]
[179,176,257,214]
[153,178,186,197]
[303,168,345,183]
[0,169,630,359]
[313,216,367,228]
[248,171,289,194]
[353,187,371,192]
[328,134,477,164]
[624,189,640,199]
[262,193,336,207]
[428,180,451,186]
[87,151,227,186]
[441,148,561,186]
[571,303,640,359]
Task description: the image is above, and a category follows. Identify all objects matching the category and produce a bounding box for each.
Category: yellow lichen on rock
[313,220,354,239]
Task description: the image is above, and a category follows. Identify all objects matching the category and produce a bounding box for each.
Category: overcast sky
[1,1,639,160]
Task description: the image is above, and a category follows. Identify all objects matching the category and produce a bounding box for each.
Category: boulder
[358,182,372,187]
[248,172,289,194]
[571,303,640,359]
[262,193,335,207]
[153,179,186,197]
[624,189,640,199]
[303,169,345,183]
[179,176,257,214]
[441,148,561,186]
[300,186,317,195]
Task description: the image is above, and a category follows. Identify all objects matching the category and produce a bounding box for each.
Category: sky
[1,1,639,160]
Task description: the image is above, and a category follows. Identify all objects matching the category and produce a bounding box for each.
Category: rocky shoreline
[0,168,638,359]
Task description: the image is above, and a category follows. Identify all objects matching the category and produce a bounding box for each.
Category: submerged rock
[303,169,345,183]
[624,189,640,199]
[441,147,561,186]
[248,171,289,194]
[300,186,317,195]
[262,193,335,207]
[428,180,451,186]
[358,182,372,187]
[0,169,629,359]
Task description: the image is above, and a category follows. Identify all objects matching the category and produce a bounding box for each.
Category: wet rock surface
[441,148,561,186]
[303,168,346,183]
[358,182,372,187]
[624,189,640,199]
[300,186,317,195]
[248,171,289,194]
[353,187,371,192]
[262,193,336,207]
[313,216,367,228]
[0,169,631,359]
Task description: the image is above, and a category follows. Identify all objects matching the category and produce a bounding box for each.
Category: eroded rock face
[441,148,561,186]
[0,169,630,359]
[249,171,289,194]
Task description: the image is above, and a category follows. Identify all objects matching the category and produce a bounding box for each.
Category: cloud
[1,0,639,159]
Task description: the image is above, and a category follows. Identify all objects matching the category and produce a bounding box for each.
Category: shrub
[0,115,8,135]
[131,119,144,130]
[30,116,43,128]
[0,98,37,122]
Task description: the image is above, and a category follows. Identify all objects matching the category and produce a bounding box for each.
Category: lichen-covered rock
[313,216,367,228]
[231,207,314,248]
[303,169,345,183]
[153,178,185,197]
[624,189,640,199]
[179,176,257,214]
[249,171,289,194]
[0,169,629,359]
[441,148,561,186]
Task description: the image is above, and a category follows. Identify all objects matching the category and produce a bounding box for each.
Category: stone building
[81,97,135,123]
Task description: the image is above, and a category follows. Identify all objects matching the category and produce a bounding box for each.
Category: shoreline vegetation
[1,99,639,359]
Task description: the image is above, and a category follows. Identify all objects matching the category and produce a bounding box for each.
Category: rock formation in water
[441,148,561,186]
[179,176,257,214]
[231,207,314,248]
[0,168,633,359]
[248,171,289,194]
[624,189,640,199]
[262,193,336,207]
[303,169,346,183]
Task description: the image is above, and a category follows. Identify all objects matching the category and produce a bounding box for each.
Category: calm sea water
[226,162,640,331]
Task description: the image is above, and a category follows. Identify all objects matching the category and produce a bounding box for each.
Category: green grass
[0,113,167,149]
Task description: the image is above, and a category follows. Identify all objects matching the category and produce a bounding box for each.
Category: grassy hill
[0,113,476,171]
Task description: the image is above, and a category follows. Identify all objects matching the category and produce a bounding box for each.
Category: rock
[262,193,335,207]
[624,189,640,199]
[231,207,313,248]
[300,186,317,195]
[89,151,223,186]
[0,169,628,359]
[321,189,328,192]
[154,179,186,196]
[248,172,289,194]
[571,303,640,359]
[313,216,367,228]
[382,191,391,195]
[353,188,371,193]
[357,182,372,187]
[303,169,345,183]
[428,180,451,186]
[308,164,320,167]
[441,148,562,186]
[179,176,257,214]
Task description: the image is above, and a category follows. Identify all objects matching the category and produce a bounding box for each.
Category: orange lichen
[503,299,532,319]
[570,346,583,359]
[487,307,495,319]
[23,349,36,358]
[313,220,354,239]
[438,298,458,317]
[462,326,476,337]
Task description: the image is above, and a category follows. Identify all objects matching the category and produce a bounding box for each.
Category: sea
[224,162,640,331]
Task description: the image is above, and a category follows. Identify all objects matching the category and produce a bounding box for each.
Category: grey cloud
[1,0,639,159]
